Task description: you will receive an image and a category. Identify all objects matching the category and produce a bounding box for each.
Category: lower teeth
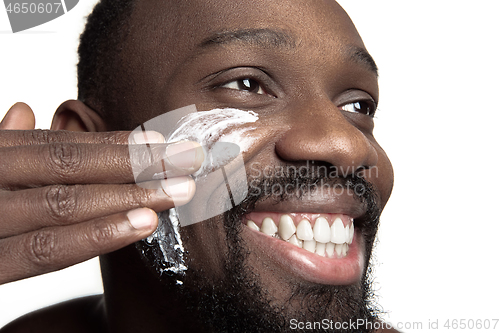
[284,237,350,258]
[251,224,350,258]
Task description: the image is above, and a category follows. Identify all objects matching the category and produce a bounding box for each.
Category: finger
[0,208,158,285]
[0,141,204,189]
[0,129,134,148]
[0,177,196,238]
[0,103,36,130]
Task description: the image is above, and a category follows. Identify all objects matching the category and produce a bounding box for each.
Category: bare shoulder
[0,295,106,333]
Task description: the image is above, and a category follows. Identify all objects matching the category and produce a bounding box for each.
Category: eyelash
[219,77,376,117]
[220,78,269,95]
[340,101,377,117]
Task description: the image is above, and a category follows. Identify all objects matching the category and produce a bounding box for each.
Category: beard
[138,165,383,333]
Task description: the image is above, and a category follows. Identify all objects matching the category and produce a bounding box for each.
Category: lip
[242,221,364,285]
[253,190,367,219]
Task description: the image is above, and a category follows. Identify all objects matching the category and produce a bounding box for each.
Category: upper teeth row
[246,215,354,257]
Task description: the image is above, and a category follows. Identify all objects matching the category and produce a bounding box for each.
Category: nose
[274,99,378,175]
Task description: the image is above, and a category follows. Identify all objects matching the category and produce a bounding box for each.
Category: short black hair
[77,0,135,119]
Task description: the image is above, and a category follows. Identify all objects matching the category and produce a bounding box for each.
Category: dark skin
[1,0,397,332]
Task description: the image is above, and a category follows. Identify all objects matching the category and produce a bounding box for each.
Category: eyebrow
[199,28,297,49]
[199,28,378,76]
[349,46,379,77]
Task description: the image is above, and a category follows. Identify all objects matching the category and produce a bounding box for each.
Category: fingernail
[161,177,195,205]
[127,208,157,230]
[130,131,166,144]
[166,141,202,170]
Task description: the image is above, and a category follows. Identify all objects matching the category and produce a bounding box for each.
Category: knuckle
[24,129,51,144]
[101,131,129,144]
[86,222,118,248]
[26,229,57,267]
[24,129,69,144]
[45,185,78,223]
[47,142,84,177]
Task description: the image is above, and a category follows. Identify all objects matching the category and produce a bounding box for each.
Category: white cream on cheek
[147,108,260,278]
[167,108,259,178]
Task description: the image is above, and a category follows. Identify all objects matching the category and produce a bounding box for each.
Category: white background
[1,1,499,331]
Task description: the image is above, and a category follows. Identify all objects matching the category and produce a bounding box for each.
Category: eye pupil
[356,102,370,115]
[238,79,260,93]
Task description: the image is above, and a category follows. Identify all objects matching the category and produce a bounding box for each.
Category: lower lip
[241,224,364,285]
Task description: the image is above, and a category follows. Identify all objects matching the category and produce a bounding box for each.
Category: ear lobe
[51,100,107,132]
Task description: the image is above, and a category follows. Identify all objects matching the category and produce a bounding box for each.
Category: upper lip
[251,192,367,219]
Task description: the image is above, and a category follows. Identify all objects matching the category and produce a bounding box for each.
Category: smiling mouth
[244,212,354,258]
[201,157,375,284]
[239,208,365,285]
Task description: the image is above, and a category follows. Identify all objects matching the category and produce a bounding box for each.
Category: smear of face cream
[143,209,186,277]
[142,107,259,278]
[167,108,259,178]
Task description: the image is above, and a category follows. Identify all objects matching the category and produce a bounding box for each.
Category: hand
[0,103,203,285]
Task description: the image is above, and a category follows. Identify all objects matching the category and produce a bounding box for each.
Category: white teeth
[349,223,354,244]
[313,217,330,243]
[326,242,335,257]
[303,240,317,253]
[278,214,296,241]
[248,214,354,258]
[335,243,343,257]
[331,217,347,244]
[315,242,326,256]
[261,217,278,236]
[287,234,302,248]
[247,220,260,231]
[296,219,314,241]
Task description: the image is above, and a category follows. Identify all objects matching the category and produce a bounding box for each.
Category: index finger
[0,129,140,148]
[0,140,204,189]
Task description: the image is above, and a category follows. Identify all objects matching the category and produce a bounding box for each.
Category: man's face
[118,0,393,330]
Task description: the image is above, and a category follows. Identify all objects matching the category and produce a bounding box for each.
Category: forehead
[128,0,365,62]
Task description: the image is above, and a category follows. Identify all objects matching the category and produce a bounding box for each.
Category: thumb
[0,102,36,130]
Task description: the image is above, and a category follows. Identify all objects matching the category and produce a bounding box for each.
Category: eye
[221,78,267,95]
[340,101,376,117]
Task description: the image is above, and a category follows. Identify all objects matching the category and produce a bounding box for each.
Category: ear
[51,100,107,132]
